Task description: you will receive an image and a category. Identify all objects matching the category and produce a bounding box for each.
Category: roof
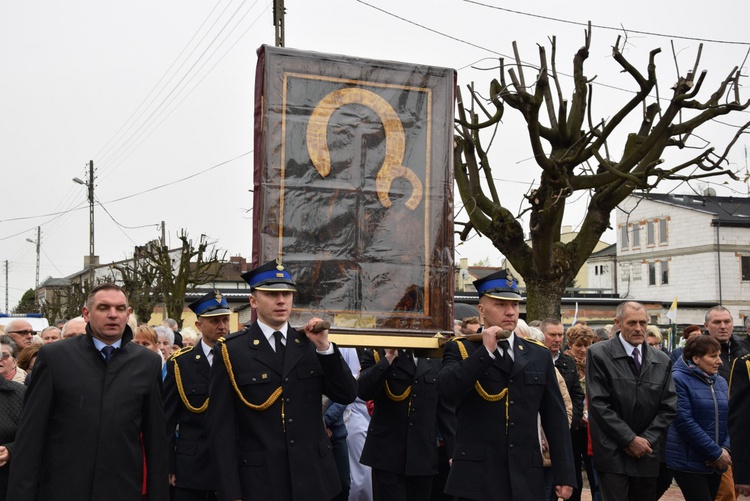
[634,193,750,227]
[589,243,616,258]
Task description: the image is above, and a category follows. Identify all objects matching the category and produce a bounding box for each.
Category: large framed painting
[253,45,455,339]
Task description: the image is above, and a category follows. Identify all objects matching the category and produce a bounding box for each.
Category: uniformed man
[438,270,575,501]
[358,345,455,501]
[207,260,358,501]
[164,290,231,501]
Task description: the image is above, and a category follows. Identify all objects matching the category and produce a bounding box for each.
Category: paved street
[580,484,685,500]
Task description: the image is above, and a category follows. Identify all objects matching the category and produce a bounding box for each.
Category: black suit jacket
[208,322,357,501]
[7,326,168,501]
[358,349,455,477]
[164,340,214,491]
[438,335,575,501]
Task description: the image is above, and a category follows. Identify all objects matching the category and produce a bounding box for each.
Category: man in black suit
[7,283,168,501]
[165,291,232,500]
[438,270,575,501]
[208,260,358,501]
[358,347,455,501]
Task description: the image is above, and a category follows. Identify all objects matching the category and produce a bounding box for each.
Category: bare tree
[113,231,226,328]
[455,25,750,320]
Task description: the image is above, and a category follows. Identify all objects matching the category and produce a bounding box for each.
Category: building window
[620,225,629,250]
[631,224,640,248]
[648,262,656,285]
[661,261,669,285]
[659,218,668,244]
[647,221,655,246]
[743,256,750,281]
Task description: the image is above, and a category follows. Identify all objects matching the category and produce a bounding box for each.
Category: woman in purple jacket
[666,335,731,501]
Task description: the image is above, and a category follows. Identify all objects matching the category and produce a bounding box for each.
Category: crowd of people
[0,265,749,501]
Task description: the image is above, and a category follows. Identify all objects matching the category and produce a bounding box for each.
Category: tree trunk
[524,276,568,322]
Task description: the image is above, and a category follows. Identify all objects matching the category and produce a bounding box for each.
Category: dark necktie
[403,349,416,369]
[498,340,513,372]
[102,345,116,364]
[273,331,286,361]
[633,347,642,374]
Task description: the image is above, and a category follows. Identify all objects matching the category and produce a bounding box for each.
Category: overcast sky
[1,0,748,311]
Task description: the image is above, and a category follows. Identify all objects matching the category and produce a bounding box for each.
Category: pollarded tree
[113,231,226,328]
[454,25,750,320]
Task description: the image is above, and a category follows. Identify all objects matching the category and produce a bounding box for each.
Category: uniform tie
[498,340,513,372]
[632,347,642,374]
[403,349,416,369]
[101,345,116,364]
[273,331,286,361]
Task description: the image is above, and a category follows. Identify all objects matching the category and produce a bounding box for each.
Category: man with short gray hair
[4,319,34,348]
[61,317,86,338]
[704,306,747,381]
[586,301,677,501]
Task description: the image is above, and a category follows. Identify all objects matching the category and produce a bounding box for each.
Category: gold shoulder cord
[220,341,286,431]
[172,348,209,413]
[454,338,510,431]
[371,349,413,410]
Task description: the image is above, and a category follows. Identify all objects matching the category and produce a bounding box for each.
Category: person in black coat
[729,351,750,497]
[7,283,168,501]
[438,271,575,501]
[358,347,455,501]
[208,261,357,501]
[164,291,232,500]
[0,377,25,501]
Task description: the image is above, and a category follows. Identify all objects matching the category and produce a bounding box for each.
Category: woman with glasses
[0,336,26,384]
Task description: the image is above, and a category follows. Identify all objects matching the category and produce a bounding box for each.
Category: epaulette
[218,330,245,344]
[169,346,193,361]
[522,337,548,349]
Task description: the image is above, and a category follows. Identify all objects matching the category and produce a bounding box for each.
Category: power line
[462,1,750,47]
[0,151,251,242]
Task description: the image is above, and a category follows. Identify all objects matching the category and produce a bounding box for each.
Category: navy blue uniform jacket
[208,322,357,501]
[438,335,575,501]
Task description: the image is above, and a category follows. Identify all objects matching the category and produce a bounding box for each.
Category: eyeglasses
[1,353,11,360]
[7,330,35,336]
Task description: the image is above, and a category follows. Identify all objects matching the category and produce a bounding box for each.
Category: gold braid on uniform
[219,338,284,416]
[171,347,209,413]
[454,338,510,431]
[372,349,413,410]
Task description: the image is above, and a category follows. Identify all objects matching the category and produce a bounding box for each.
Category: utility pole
[4,260,8,313]
[87,160,95,284]
[74,160,96,285]
[26,226,41,291]
[273,0,285,47]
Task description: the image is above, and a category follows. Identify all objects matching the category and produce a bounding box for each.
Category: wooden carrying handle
[310,320,331,333]
[462,330,512,342]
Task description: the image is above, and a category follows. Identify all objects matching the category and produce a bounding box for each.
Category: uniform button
[509,422,515,427]
[310,370,315,375]
[284,378,289,382]
[509,400,514,405]
[414,380,418,384]
[289,440,295,445]
[288,418,293,423]
[286,398,291,402]
[509,444,514,449]
[509,379,514,383]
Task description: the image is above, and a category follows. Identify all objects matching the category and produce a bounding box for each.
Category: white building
[614,193,750,324]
